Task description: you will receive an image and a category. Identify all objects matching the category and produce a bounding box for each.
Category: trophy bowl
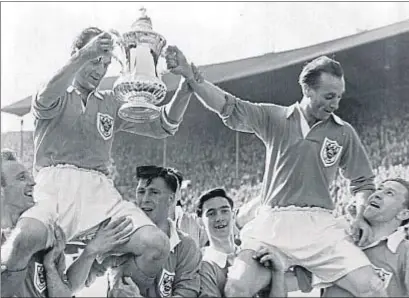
[112,8,168,123]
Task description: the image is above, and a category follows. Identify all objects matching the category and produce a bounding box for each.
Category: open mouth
[24,188,33,198]
[214,223,227,230]
[141,207,153,212]
[368,201,381,209]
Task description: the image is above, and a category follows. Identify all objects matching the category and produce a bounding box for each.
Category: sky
[2,2,409,132]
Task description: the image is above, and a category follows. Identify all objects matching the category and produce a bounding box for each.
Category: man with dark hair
[2,26,193,293]
[323,178,409,297]
[0,149,132,297]
[165,47,386,297]
[106,165,202,297]
[197,188,290,297]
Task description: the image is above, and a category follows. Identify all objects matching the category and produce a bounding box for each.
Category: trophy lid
[131,7,153,31]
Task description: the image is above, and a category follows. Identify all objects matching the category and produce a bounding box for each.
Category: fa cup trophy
[112,8,167,123]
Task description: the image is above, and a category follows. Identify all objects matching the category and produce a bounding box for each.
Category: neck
[209,234,235,254]
[156,218,171,237]
[1,204,22,229]
[369,220,400,241]
[73,80,93,98]
[299,97,319,127]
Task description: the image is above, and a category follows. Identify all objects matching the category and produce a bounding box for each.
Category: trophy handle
[108,29,127,74]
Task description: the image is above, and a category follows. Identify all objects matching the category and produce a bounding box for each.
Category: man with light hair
[165,46,387,297]
[323,178,409,297]
[1,149,136,297]
[1,26,194,293]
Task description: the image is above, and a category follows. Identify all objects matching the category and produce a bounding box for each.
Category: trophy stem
[131,45,156,77]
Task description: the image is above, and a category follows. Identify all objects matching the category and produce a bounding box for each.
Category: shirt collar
[67,85,104,100]
[362,227,407,253]
[202,245,240,269]
[286,102,344,126]
[168,219,182,253]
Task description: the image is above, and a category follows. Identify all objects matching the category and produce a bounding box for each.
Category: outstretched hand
[165,46,194,79]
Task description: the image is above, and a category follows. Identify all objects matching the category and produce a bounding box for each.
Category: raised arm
[165,46,283,142]
[165,46,226,114]
[33,32,114,119]
[339,123,376,246]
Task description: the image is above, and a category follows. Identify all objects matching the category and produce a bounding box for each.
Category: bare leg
[335,265,388,297]
[112,225,170,277]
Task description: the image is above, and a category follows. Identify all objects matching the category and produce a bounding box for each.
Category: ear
[304,85,315,99]
[168,193,176,205]
[397,209,409,222]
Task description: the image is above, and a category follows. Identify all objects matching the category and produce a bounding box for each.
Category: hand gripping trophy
[111,8,168,123]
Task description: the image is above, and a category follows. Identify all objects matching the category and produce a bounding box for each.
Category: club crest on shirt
[372,265,393,289]
[34,262,47,293]
[97,112,114,140]
[158,268,175,297]
[320,137,343,167]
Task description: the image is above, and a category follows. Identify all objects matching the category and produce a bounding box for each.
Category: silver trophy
[111,8,167,123]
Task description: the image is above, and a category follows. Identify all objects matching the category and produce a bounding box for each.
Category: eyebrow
[205,205,231,212]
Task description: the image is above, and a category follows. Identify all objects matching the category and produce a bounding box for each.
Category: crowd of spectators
[2,94,408,214]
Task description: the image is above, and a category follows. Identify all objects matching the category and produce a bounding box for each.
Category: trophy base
[118,101,161,123]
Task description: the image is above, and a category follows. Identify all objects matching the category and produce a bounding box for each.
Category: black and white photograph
[1,2,409,297]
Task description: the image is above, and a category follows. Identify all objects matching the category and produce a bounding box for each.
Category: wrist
[83,245,99,258]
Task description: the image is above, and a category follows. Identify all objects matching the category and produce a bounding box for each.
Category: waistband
[259,205,332,214]
[37,164,108,178]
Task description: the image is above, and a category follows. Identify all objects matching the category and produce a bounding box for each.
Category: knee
[140,226,170,261]
[352,274,385,297]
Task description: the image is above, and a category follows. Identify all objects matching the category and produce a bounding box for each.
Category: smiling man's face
[2,160,35,215]
[201,196,234,240]
[364,180,409,225]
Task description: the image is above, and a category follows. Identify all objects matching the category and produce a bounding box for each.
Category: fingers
[191,63,204,83]
[165,45,181,69]
[259,254,274,265]
[105,216,130,230]
[253,247,270,259]
[112,218,133,236]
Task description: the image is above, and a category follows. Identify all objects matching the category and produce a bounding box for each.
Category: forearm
[44,263,72,297]
[187,79,227,114]
[66,247,98,294]
[38,50,88,107]
[164,79,193,123]
[269,271,287,297]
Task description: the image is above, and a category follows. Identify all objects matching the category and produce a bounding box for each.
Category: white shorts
[240,206,371,285]
[21,165,154,248]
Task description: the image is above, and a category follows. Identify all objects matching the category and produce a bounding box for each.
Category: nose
[329,99,340,110]
[28,176,35,187]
